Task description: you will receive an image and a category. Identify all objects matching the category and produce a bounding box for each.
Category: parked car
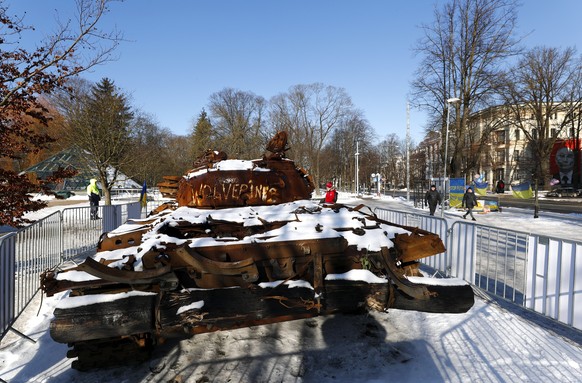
[53,190,75,199]
[545,187,582,198]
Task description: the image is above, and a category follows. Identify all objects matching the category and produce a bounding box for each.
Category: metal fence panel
[61,204,141,258]
[127,202,142,221]
[448,223,477,282]
[374,208,450,274]
[526,236,582,328]
[102,204,122,233]
[375,206,582,331]
[0,234,16,340]
[61,206,103,260]
[452,222,529,305]
[13,212,62,315]
[0,201,155,343]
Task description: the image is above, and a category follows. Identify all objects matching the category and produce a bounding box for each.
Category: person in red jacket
[324,182,338,203]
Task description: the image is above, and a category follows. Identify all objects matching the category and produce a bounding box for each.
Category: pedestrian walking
[495,179,505,193]
[462,186,478,221]
[87,178,101,220]
[424,184,441,216]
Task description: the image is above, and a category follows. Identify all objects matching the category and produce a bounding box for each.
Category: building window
[496,150,505,163]
[495,130,506,143]
[515,129,520,140]
[551,128,557,137]
[532,129,538,139]
[514,150,520,162]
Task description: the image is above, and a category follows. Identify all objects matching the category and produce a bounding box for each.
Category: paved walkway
[46,198,87,207]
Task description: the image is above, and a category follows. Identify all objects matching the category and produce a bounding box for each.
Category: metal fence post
[127,202,142,221]
[102,204,122,233]
[0,233,16,340]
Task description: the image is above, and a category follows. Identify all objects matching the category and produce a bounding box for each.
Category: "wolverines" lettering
[196,183,278,202]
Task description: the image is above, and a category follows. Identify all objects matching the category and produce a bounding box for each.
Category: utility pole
[406,101,410,201]
[355,141,359,195]
[441,97,461,217]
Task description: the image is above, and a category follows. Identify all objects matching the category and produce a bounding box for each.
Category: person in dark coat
[424,184,442,216]
[462,186,478,221]
[495,179,505,193]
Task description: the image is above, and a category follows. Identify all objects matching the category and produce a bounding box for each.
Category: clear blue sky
[6,0,582,144]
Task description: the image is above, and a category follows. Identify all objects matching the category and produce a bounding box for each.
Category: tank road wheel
[68,334,154,371]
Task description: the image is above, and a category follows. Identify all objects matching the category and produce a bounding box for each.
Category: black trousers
[463,208,476,219]
[428,203,438,215]
[89,194,100,219]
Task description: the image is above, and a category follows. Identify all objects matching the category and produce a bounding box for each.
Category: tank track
[67,334,154,371]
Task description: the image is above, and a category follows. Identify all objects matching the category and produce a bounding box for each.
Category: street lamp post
[377,173,381,196]
[441,97,461,217]
[355,141,360,195]
[406,101,410,201]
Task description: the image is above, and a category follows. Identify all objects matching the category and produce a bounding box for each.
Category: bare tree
[160,134,195,177]
[463,106,508,179]
[122,111,179,186]
[0,0,121,226]
[410,144,427,184]
[269,86,312,168]
[322,110,375,193]
[209,88,267,159]
[411,0,521,179]
[495,46,582,216]
[377,134,404,190]
[562,57,582,187]
[269,83,354,191]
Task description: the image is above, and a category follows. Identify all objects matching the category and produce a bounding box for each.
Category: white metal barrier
[468,224,529,304]
[3,204,580,340]
[60,203,145,260]
[61,206,104,260]
[14,212,62,315]
[374,209,451,275]
[375,207,582,331]
[526,236,582,329]
[0,202,144,340]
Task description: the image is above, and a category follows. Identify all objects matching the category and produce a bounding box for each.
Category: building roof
[22,147,140,190]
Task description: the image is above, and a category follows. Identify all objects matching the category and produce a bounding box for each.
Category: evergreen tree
[190,109,214,159]
[70,78,134,205]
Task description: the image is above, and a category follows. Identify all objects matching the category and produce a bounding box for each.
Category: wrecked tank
[40,131,474,371]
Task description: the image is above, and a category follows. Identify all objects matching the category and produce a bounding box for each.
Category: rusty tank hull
[40,132,474,371]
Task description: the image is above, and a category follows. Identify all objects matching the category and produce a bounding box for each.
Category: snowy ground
[1,193,582,383]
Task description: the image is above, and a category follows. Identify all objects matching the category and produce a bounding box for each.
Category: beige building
[417,105,581,190]
[468,106,578,188]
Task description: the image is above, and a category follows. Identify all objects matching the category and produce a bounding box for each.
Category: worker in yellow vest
[86,178,101,220]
